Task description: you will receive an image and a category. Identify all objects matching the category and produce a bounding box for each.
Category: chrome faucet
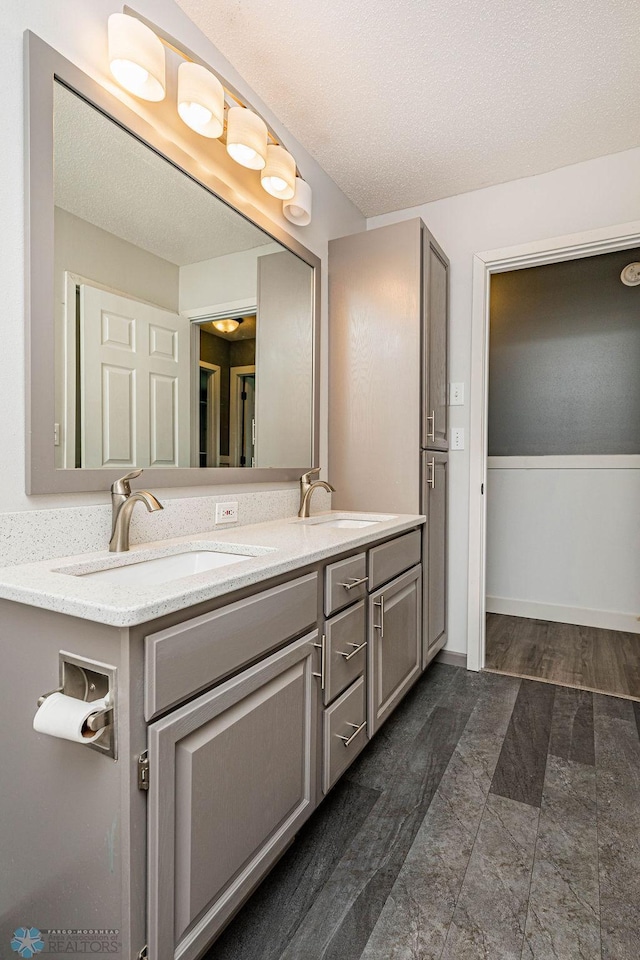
[298,468,335,519]
[109,469,163,552]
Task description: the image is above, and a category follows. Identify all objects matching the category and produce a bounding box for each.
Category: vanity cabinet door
[422,226,449,451]
[368,565,422,736]
[424,453,448,665]
[147,632,318,960]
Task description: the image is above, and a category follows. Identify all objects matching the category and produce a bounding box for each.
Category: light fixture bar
[122,6,285,150]
[119,5,312,224]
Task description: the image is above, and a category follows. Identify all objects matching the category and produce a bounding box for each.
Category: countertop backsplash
[0,487,332,567]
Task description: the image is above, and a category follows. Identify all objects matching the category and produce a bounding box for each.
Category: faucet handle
[111,468,143,496]
[301,468,321,484]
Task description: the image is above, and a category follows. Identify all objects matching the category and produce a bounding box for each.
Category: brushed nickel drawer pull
[374,596,385,638]
[312,635,326,690]
[427,410,435,442]
[427,457,435,488]
[337,640,367,661]
[338,576,369,591]
[337,719,367,748]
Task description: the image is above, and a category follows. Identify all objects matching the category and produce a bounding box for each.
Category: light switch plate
[449,382,464,405]
[450,428,465,450]
[215,501,238,523]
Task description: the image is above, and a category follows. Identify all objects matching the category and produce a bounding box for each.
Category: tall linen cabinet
[328,219,449,667]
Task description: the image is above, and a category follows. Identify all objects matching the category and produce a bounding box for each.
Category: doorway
[230,366,256,467]
[466,220,640,698]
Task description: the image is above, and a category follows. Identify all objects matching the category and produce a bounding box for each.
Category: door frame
[466,218,640,671]
[229,365,257,467]
[198,362,221,467]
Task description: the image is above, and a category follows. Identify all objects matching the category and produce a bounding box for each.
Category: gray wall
[488,247,640,455]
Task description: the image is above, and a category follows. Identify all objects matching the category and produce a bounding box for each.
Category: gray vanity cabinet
[329,219,450,668]
[424,453,448,664]
[147,631,319,960]
[1,525,428,960]
[368,565,422,736]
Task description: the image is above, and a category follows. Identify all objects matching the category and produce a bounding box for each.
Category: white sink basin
[299,513,396,529]
[78,550,254,587]
[317,519,380,529]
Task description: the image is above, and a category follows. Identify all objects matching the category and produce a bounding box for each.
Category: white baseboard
[486,596,640,634]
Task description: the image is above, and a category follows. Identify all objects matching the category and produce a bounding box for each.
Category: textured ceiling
[54,84,273,265]
[176,0,640,216]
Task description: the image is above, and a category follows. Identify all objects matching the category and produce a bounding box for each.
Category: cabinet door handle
[427,457,435,488]
[312,635,326,690]
[427,410,435,442]
[338,576,369,591]
[337,719,367,748]
[337,640,367,661]
[374,596,384,638]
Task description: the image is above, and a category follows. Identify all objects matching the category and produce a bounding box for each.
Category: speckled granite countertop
[0,511,424,627]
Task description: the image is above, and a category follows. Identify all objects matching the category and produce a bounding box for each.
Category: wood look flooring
[485,613,640,700]
[204,664,640,960]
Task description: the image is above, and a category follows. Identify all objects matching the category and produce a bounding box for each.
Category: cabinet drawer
[324,600,367,705]
[145,572,318,720]
[325,552,368,615]
[368,529,421,591]
[323,675,367,794]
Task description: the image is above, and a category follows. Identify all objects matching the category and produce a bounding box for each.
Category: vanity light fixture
[212,318,240,334]
[261,145,296,200]
[283,177,313,226]
[106,10,312,222]
[177,62,224,138]
[226,106,268,170]
[108,13,166,102]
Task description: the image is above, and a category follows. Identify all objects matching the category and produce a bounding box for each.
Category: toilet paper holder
[37,651,117,759]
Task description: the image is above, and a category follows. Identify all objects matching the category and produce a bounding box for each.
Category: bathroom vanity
[0,512,424,960]
[9,28,429,960]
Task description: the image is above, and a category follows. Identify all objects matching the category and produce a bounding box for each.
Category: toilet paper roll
[33,692,109,744]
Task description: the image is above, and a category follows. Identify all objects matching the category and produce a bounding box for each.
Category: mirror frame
[25,31,321,494]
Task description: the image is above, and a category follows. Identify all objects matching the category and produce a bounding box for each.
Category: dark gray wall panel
[489,247,640,455]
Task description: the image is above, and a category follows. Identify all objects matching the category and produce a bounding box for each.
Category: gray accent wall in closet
[488,246,640,456]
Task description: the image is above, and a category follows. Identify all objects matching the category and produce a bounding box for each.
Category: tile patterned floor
[204,665,640,960]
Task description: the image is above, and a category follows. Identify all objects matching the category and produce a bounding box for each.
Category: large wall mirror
[26,33,320,494]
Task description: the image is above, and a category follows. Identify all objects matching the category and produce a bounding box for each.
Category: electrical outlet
[215,501,238,524]
[450,428,465,450]
[449,382,464,405]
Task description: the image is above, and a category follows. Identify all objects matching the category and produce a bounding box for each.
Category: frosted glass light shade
[108,14,165,102]
[212,318,240,334]
[283,178,312,226]
[261,145,296,200]
[226,107,268,170]
[177,62,224,138]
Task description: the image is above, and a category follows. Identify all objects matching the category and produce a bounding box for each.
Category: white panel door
[80,285,190,468]
[255,251,313,467]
